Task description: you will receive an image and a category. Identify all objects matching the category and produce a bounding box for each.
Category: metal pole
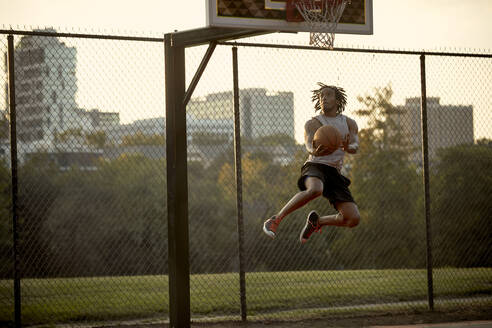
[7,34,21,328]
[232,46,247,321]
[183,41,217,107]
[165,33,190,328]
[420,54,434,311]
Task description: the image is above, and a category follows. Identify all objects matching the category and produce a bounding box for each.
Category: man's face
[320,88,338,112]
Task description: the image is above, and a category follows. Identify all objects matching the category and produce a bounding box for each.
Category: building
[85,108,120,131]
[396,97,474,162]
[5,28,120,142]
[10,28,78,143]
[2,29,120,165]
[106,117,166,145]
[106,114,233,145]
[187,88,295,140]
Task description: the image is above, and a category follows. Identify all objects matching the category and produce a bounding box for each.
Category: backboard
[206,0,373,35]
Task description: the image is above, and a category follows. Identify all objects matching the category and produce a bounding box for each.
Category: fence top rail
[1,29,490,57]
[218,41,492,58]
[0,29,164,42]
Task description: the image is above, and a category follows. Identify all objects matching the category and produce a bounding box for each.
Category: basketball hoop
[286,0,350,49]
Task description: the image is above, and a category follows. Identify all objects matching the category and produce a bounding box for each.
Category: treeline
[0,86,490,278]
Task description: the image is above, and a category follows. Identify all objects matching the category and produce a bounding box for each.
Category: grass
[0,268,491,325]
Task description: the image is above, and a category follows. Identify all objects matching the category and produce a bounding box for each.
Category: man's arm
[304,118,322,155]
[343,117,359,154]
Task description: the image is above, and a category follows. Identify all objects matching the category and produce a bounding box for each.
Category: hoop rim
[286,0,351,49]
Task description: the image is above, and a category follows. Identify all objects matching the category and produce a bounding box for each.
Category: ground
[100,308,492,328]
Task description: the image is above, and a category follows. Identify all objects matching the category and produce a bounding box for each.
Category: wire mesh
[231,45,427,320]
[1,32,168,325]
[426,55,492,309]
[0,29,491,326]
[185,45,243,318]
[0,34,13,323]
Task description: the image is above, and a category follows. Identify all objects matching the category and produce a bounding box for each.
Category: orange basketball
[313,125,342,155]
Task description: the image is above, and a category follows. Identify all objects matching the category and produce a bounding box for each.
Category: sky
[0,0,491,141]
[1,0,491,50]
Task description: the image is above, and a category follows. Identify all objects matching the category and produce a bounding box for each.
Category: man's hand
[342,134,350,152]
[344,117,359,154]
[310,141,336,157]
[310,143,326,157]
[304,118,322,155]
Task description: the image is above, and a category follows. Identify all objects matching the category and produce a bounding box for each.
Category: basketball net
[292,0,350,49]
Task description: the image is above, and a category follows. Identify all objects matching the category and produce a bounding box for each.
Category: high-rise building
[3,29,119,155]
[11,28,78,143]
[187,88,295,140]
[396,97,474,162]
[2,29,121,166]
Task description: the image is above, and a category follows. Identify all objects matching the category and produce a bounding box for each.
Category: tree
[191,132,229,146]
[85,131,107,148]
[256,133,297,146]
[17,153,61,277]
[0,159,12,278]
[188,160,237,273]
[431,141,492,267]
[332,85,425,269]
[0,111,9,140]
[54,128,83,143]
[30,154,168,277]
[121,132,165,146]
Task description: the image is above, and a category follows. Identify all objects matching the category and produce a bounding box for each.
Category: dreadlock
[311,82,347,114]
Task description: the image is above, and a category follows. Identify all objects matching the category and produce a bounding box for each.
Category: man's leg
[277,176,324,222]
[263,177,323,239]
[319,201,360,228]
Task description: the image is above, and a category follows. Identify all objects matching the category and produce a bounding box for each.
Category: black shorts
[297,162,355,208]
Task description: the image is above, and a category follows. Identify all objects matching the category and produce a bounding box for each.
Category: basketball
[313,125,342,155]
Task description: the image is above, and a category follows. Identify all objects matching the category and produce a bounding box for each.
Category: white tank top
[306,114,349,171]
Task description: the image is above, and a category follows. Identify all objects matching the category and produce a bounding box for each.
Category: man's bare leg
[276,177,324,222]
[263,176,323,239]
[319,201,360,228]
[299,201,360,243]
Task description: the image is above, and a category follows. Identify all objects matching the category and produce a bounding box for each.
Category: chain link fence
[425,55,491,309]
[0,29,491,326]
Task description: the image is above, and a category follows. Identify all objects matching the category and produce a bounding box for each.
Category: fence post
[7,34,21,328]
[232,46,247,321]
[419,54,434,311]
[165,33,190,327]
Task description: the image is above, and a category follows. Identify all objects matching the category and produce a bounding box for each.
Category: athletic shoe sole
[300,210,319,244]
[263,220,276,239]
